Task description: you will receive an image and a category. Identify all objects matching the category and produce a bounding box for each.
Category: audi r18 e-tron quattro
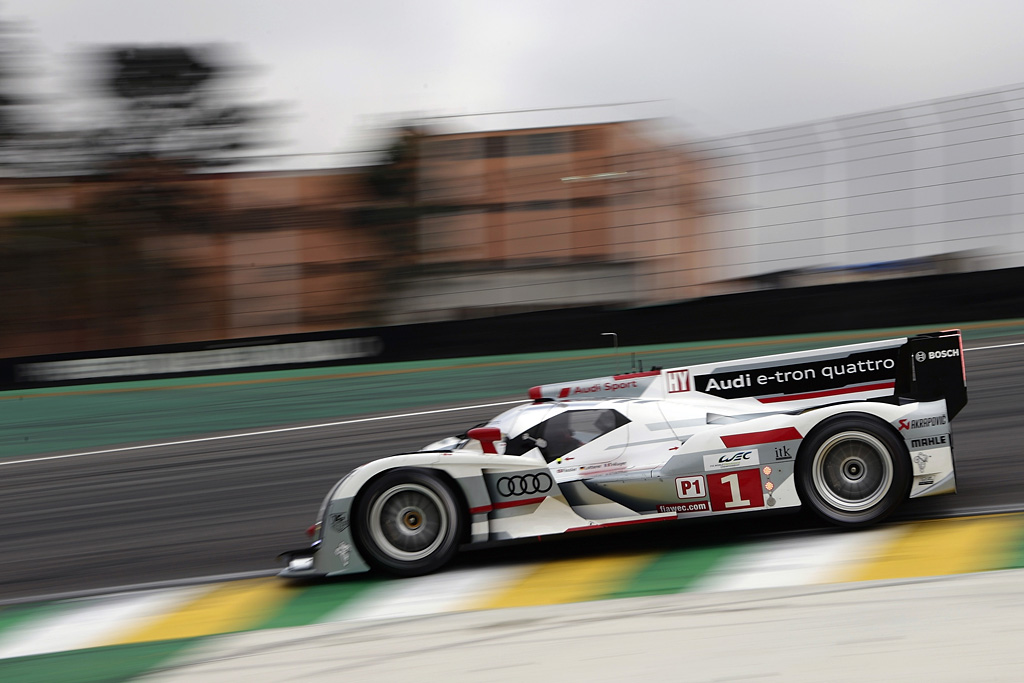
[280,330,967,578]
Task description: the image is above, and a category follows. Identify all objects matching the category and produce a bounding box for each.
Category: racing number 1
[708,469,764,512]
[720,473,749,508]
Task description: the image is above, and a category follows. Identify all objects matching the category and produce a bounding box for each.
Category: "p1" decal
[675,475,707,500]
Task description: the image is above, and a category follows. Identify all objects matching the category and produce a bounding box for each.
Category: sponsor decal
[496,473,553,497]
[581,461,627,472]
[898,415,948,431]
[913,452,931,472]
[773,445,792,460]
[704,449,760,471]
[918,477,935,486]
[329,513,349,532]
[708,469,764,511]
[675,475,707,500]
[657,501,711,513]
[562,380,642,396]
[915,348,960,362]
[667,369,691,393]
[911,435,947,448]
[695,348,899,399]
[333,541,351,568]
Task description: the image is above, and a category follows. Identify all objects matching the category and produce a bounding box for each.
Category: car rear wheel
[355,469,464,576]
[796,416,910,527]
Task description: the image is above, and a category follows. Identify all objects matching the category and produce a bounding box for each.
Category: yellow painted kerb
[109,579,291,645]
[841,516,1022,583]
[471,553,656,610]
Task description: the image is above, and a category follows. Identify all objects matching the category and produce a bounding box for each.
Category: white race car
[281,330,967,578]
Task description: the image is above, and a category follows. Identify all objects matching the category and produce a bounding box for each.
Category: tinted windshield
[505,407,628,461]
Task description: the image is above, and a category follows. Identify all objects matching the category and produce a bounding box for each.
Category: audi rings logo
[497,473,553,497]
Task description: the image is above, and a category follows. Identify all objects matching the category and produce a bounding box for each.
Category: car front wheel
[355,469,464,576]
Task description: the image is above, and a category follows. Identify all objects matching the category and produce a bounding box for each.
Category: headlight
[288,556,315,572]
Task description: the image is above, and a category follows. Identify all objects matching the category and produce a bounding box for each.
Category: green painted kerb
[0,638,196,683]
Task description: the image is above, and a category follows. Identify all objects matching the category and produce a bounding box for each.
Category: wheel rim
[367,483,449,562]
[811,431,894,512]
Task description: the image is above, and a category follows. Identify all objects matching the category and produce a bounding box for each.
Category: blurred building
[0,168,387,356]
[0,120,709,357]
[396,121,709,322]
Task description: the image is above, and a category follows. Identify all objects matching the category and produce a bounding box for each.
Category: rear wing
[895,330,967,419]
[529,330,967,419]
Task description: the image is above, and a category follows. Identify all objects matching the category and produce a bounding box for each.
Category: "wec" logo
[703,448,761,471]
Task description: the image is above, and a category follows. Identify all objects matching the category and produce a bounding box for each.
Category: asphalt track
[0,329,1023,602]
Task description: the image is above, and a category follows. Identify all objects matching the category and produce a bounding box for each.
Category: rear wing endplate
[895,329,967,419]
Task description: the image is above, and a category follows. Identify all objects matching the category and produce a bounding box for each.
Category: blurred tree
[0,41,276,355]
[0,29,22,146]
[74,45,273,348]
[85,45,265,170]
[0,19,43,172]
[352,125,425,323]
[367,126,420,200]
[364,125,423,254]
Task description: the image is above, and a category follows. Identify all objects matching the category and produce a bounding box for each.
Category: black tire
[796,415,911,527]
[354,469,464,577]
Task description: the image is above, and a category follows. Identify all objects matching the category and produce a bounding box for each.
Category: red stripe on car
[755,381,895,404]
[494,497,546,510]
[721,426,802,448]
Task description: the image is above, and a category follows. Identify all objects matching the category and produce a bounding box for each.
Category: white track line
[965,341,1024,352]
[0,400,526,467]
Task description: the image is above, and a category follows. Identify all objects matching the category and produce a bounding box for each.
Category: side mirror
[467,426,502,454]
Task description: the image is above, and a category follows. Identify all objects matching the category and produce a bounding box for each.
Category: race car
[280,329,967,578]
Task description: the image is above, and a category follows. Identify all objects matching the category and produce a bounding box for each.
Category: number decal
[708,469,764,512]
[719,473,750,508]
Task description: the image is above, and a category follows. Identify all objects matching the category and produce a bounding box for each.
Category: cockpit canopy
[490,402,629,462]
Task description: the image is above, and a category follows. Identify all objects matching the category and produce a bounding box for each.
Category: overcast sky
[6,0,1024,169]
